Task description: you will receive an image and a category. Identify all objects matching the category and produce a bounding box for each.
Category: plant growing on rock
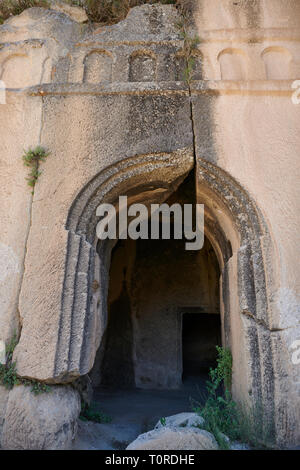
[22,146,49,192]
[194,346,275,449]
[160,417,166,426]
[194,346,237,449]
[0,332,51,394]
[176,10,201,83]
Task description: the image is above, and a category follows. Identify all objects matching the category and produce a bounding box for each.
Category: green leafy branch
[22,146,49,192]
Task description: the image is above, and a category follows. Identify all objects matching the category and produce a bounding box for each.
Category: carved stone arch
[173,49,203,81]
[128,50,157,82]
[54,149,277,436]
[0,53,31,88]
[218,48,248,80]
[83,50,113,83]
[196,160,276,420]
[54,149,194,381]
[261,46,292,79]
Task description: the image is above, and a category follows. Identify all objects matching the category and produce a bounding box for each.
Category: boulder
[1,384,81,450]
[50,1,88,23]
[155,412,205,430]
[126,426,219,450]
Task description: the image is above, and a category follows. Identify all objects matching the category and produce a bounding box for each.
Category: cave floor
[73,374,209,450]
[94,374,209,432]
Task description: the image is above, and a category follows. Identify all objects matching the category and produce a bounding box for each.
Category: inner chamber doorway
[91,176,222,391]
[182,312,221,381]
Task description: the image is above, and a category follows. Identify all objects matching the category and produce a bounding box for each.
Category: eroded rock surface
[0,385,9,445]
[1,385,80,450]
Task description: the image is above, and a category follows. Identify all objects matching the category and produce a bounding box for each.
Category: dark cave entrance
[182,312,221,381]
[92,173,222,391]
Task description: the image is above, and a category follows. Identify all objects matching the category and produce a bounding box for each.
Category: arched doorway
[92,174,222,391]
[54,148,279,441]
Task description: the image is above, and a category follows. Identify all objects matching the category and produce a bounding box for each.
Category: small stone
[155,412,205,430]
[230,441,252,450]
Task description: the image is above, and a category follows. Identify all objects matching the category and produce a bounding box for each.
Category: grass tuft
[22,146,49,193]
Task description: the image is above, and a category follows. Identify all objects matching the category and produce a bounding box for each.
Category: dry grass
[84,0,177,25]
[0,0,49,23]
[0,0,179,24]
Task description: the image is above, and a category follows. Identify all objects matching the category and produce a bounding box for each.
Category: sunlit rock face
[0,1,299,449]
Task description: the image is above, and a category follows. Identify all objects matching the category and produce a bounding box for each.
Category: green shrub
[194,346,275,449]
[193,347,238,448]
[0,359,20,389]
[211,345,232,391]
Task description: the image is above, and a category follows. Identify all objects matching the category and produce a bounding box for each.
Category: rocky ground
[73,376,208,450]
[72,375,251,450]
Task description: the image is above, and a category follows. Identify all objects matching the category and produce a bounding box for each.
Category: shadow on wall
[100,277,135,388]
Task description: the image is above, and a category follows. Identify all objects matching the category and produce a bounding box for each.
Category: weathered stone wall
[191,0,300,446]
[0,0,299,448]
